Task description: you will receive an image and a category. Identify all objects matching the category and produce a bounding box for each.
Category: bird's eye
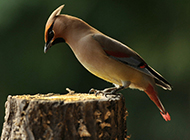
[49,30,53,35]
[48,30,54,41]
[46,22,55,44]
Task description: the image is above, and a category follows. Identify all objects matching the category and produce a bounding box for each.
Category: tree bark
[1,89,129,140]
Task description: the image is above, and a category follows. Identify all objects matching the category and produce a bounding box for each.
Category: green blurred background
[0,0,189,139]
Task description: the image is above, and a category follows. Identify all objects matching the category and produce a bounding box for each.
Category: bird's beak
[44,42,52,53]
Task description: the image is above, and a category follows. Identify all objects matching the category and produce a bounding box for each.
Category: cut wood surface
[1,89,129,140]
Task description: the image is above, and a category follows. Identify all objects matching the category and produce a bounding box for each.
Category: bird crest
[45,5,65,31]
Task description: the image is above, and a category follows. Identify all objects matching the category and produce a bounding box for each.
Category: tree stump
[1,89,129,140]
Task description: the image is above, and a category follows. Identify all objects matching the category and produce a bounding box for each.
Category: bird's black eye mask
[47,22,55,45]
[47,21,65,46]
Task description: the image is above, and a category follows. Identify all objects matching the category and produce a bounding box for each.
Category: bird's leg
[103,87,118,92]
[89,86,123,97]
[89,87,117,96]
[104,86,125,98]
[89,81,131,97]
[104,81,131,97]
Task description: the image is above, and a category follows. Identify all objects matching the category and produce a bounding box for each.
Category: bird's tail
[146,65,172,90]
[144,84,171,121]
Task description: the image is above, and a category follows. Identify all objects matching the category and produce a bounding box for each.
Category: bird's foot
[104,90,121,98]
[89,87,121,98]
[89,88,105,96]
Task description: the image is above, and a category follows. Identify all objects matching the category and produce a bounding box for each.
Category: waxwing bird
[44,5,172,121]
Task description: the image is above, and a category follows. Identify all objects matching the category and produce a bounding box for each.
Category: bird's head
[44,5,66,53]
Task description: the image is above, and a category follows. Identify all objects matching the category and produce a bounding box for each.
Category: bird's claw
[89,88,104,96]
[104,90,121,98]
[89,88,121,98]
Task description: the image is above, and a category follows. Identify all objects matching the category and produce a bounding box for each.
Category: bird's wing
[92,34,171,90]
[92,34,149,74]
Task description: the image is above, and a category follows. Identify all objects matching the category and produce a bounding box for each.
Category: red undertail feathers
[144,84,171,121]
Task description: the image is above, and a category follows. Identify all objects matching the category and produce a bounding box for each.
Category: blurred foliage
[0,0,189,139]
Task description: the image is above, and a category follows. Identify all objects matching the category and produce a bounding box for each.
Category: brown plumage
[44,5,172,121]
